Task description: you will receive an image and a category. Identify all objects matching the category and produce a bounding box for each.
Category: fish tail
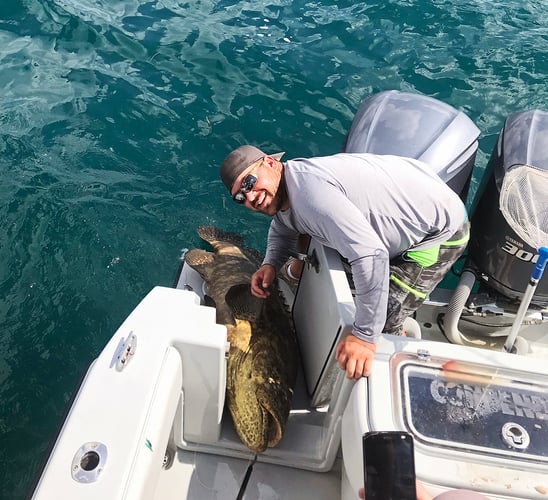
[184,249,215,280]
[198,225,244,248]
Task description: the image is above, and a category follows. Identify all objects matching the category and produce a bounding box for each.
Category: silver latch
[289,248,320,273]
[116,331,137,371]
[416,349,431,362]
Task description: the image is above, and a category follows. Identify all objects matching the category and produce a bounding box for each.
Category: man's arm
[290,182,392,377]
[262,216,300,270]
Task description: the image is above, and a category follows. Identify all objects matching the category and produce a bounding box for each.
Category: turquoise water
[0,0,546,497]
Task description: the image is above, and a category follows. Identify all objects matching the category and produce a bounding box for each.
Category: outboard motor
[468,110,548,305]
[444,109,548,347]
[344,90,480,201]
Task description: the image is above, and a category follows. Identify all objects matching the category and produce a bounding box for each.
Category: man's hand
[250,264,276,298]
[358,481,434,500]
[335,334,376,379]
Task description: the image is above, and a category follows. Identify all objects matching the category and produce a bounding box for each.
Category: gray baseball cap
[220,145,284,192]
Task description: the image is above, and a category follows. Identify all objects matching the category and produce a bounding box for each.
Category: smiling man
[220,145,469,379]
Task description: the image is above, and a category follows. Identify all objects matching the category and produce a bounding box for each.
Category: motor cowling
[343,90,480,201]
[467,109,548,307]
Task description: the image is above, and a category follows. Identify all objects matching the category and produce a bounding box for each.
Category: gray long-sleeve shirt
[262,153,466,343]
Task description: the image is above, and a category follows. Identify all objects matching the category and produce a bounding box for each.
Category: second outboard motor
[467,110,548,306]
[444,109,548,349]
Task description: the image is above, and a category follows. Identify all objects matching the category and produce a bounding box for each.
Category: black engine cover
[468,109,548,306]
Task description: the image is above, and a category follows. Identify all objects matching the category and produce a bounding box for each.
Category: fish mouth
[256,387,285,449]
[228,381,289,454]
[264,405,283,447]
[232,403,282,453]
[244,400,283,453]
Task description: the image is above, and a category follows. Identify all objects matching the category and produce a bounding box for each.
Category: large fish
[184,225,298,453]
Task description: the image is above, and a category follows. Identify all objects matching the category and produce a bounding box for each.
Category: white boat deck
[162,241,548,500]
[154,449,342,499]
[153,255,548,500]
[31,245,548,500]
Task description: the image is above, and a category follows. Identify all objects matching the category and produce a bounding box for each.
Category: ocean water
[0,0,546,497]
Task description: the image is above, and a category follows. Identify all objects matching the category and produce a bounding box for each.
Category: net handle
[532,246,548,280]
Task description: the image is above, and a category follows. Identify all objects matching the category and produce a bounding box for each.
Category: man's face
[230,157,283,216]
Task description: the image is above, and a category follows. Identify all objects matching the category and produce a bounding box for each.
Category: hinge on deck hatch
[416,349,431,362]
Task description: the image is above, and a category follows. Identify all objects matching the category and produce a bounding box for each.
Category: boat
[29,91,548,499]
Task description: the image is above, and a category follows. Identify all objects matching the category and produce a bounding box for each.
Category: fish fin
[198,226,264,264]
[184,249,215,281]
[198,226,244,248]
[241,246,265,267]
[225,283,263,321]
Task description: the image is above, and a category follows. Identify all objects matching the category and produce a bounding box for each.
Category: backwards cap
[220,145,284,192]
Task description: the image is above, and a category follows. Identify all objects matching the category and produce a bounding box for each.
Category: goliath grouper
[184,226,298,453]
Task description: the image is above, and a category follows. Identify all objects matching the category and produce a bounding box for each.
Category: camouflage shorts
[383,220,470,335]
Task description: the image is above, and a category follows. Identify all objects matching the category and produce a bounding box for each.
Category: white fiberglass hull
[31,239,548,500]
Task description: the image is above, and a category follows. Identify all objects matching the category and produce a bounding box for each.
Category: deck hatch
[398,360,548,463]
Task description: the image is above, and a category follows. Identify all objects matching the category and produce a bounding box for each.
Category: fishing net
[499,164,548,250]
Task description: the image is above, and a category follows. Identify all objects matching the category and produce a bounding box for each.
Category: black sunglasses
[233,174,258,204]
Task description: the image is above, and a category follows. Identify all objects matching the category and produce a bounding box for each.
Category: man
[220,145,469,379]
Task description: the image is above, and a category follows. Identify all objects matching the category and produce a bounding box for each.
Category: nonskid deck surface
[174,260,548,500]
[417,287,548,358]
[154,447,341,500]
[151,357,343,500]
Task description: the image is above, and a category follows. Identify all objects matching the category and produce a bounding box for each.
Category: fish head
[229,346,294,453]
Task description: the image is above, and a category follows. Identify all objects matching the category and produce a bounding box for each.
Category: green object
[406,227,470,268]
[406,246,440,267]
[441,231,470,247]
[390,274,427,299]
